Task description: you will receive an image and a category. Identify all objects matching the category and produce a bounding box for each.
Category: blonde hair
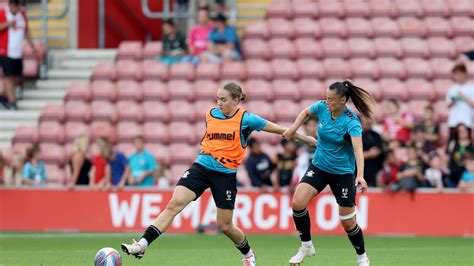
[73,135,89,154]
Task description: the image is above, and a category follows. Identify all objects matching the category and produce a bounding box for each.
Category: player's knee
[340,217,356,231]
[217,220,233,234]
[165,198,186,215]
[292,197,307,211]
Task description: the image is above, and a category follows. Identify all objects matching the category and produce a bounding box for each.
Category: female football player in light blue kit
[283,80,375,266]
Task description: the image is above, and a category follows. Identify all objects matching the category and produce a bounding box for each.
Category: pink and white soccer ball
[94,247,122,266]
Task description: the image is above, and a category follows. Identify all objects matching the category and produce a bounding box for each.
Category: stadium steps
[0,49,116,149]
[236,0,272,35]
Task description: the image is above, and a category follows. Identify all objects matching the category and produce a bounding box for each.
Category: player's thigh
[328,173,356,208]
[169,185,197,210]
[175,163,210,203]
[209,172,237,210]
[292,183,319,210]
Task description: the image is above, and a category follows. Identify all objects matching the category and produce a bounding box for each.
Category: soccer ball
[94,247,122,266]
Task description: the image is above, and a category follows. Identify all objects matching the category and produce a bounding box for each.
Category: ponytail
[343,80,375,121]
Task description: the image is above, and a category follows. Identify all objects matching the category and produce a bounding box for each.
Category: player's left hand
[305,136,317,147]
[355,176,367,193]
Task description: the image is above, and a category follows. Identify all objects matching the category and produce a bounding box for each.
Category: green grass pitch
[0,233,473,265]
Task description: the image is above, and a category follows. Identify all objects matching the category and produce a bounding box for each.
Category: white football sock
[357,253,368,260]
[138,238,149,248]
[302,241,313,248]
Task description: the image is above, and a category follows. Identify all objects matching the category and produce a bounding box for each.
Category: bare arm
[70,153,84,186]
[363,147,382,160]
[262,121,317,147]
[283,107,313,140]
[352,136,368,193]
[118,165,130,188]
[459,92,474,107]
[25,26,38,58]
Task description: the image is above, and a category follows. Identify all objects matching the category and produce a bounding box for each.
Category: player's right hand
[283,128,296,140]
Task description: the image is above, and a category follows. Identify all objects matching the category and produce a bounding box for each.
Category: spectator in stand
[447,123,474,187]
[128,136,158,187]
[362,118,385,187]
[424,152,446,191]
[185,7,213,64]
[446,63,474,144]
[458,155,474,191]
[394,146,424,192]
[22,145,47,186]
[0,151,6,185]
[160,19,187,66]
[101,139,129,189]
[202,14,241,63]
[90,138,110,189]
[383,99,414,147]
[68,135,91,189]
[0,0,39,110]
[410,125,433,170]
[377,149,399,190]
[416,106,440,152]
[244,138,275,192]
[272,139,298,191]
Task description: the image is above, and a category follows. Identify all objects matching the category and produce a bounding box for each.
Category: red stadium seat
[272,79,301,102]
[269,38,296,60]
[321,38,349,59]
[116,142,135,157]
[430,58,453,79]
[450,17,474,36]
[13,125,38,144]
[168,100,197,123]
[379,79,408,100]
[194,100,216,122]
[267,18,295,39]
[294,38,323,59]
[297,59,325,80]
[142,60,169,81]
[245,60,272,81]
[274,100,302,122]
[405,79,436,101]
[194,123,206,143]
[65,82,91,102]
[369,0,397,18]
[403,58,432,80]
[293,2,318,19]
[293,18,321,39]
[39,104,65,123]
[395,0,424,18]
[90,101,117,123]
[142,80,169,102]
[318,1,345,18]
[167,80,195,102]
[168,122,198,144]
[421,0,449,17]
[169,143,199,164]
[40,143,66,167]
[373,38,402,58]
[433,79,452,101]
[398,17,427,37]
[90,80,117,102]
[195,62,221,81]
[142,122,170,144]
[64,122,90,142]
[453,37,473,55]
[266,2,293,19]
[424,17,453,38]
[90,121,116,143]
[169,62,195,81]
[116,80,143,102]
[376,58,406,79]
[346,18,373,38]
[146,144,171,168]
[319,18,348,38]
[427,37,457,59]
[116,122,142,142]
[298,79,326,100]
[371,18,400,38]
[143,41,162,59]
[271,59,299,80]
[347,38,376,59]
[343,0,371,18]
[44,164,66,185]
[39,121,65,144]
[142,101,171,123]
[447,0,474,17]
[434,101,449,123]
[22,59,38,78]
[116,101,144,123]
[244,21,269,40]
[11,143,33,158]
[193,80,218,101]
[64,101,91,123]
[244,80,274,102]
[323,58,352,79]
[221,61,247,81]
[116,60,143,81]
[245,101,276,121]
[351,78,382,101]
[242,39,270,60]
[91,63,117,81]
[349,58,379,80]
[116,41,143,61]
[400,38,430,58]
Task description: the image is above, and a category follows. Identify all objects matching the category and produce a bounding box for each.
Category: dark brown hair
[25,146,40,163]
[329,80,375,121]
[222,82,246,101]
[451,63,467,74]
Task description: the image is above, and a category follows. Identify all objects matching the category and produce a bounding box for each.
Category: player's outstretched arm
[262,121,317,147]
[283,107,313,141]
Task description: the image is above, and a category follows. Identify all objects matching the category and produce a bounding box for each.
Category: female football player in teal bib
[283,80,375,266]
